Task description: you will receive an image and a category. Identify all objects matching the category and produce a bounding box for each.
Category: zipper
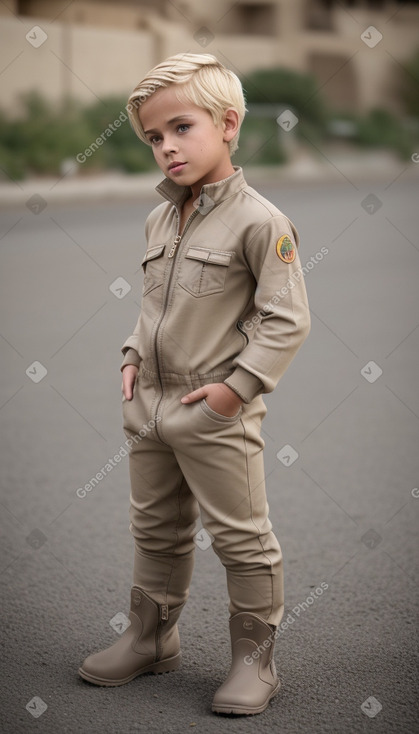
[168,234,181,258]
[153,207,200,440]
[155,603,169,662]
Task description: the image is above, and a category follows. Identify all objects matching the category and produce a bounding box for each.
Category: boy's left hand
[181,383,243,417]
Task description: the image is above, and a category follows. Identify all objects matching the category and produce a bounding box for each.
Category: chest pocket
[179,246,233,298]
[141,244,166,296]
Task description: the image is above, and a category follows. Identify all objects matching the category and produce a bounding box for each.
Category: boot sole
[78,652,181,687]
[212,679,281,716]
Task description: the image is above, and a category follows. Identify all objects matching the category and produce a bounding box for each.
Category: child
[79,52,310,716]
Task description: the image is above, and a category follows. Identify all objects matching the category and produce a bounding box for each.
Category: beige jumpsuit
[120,166,310,627]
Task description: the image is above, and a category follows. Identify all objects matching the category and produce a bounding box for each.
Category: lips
[168,161,186,173]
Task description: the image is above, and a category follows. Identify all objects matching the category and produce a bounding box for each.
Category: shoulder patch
[276,235,296,263]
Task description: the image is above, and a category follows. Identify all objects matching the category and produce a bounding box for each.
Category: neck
[189,160,235,200]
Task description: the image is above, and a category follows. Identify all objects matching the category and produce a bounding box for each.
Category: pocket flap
[141,244,166,267]
[185,247,232,266]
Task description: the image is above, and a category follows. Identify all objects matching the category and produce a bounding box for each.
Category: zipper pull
[168,235,181,258]
[160,604,169,621]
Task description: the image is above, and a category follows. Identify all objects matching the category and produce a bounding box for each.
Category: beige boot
[78,586,183,686]
[212,612,280,715]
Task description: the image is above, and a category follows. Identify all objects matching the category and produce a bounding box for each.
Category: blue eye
[178,124,190,133]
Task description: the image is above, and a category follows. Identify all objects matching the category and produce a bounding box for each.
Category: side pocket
[200,398,242,423]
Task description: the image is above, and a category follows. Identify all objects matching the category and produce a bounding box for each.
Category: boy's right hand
[121,364,139,400]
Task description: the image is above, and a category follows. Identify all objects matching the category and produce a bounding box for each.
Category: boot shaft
[130,586,183,660]
[230,612,276,674]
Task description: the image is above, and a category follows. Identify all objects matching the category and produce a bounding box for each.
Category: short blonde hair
[126,53,246,155]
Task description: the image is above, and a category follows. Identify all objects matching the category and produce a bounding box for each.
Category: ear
[222,108,240,143]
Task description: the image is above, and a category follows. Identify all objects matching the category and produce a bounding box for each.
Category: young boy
[79,53,310,716]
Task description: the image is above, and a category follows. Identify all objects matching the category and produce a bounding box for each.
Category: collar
[154,165,247,209]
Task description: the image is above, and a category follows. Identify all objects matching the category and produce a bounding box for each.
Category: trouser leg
[161,388,284,627]
[127,432,198,608]
[122,381,199,610]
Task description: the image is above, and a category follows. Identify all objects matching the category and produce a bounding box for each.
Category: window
[305,0,334,31]
[218,2,278,36]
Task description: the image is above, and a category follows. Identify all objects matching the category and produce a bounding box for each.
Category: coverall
[120,165,310,626]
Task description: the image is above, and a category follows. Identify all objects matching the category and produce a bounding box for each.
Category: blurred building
[0,0,418,114]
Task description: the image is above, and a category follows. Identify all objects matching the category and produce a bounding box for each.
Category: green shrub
[80,96,155,173]
[0,92,155,180]
[243,67,328,132]
[235,116,287,166]
[355,109,414,159]
[234,66,330,165]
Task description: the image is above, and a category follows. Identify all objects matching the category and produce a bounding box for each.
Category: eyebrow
[144,115,195,135]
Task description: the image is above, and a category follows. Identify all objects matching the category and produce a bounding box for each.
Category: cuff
[224,366,264,404]
[120,348,141,372]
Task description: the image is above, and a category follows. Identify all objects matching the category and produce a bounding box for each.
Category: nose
[161,134,178,155]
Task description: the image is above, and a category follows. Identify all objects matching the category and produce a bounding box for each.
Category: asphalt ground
[0,173,418,733]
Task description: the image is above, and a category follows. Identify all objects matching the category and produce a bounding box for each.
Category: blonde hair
[126,53,246,155]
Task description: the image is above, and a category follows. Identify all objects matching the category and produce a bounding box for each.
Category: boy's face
[139,86,237,190]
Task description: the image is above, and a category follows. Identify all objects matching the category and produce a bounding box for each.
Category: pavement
[0,161,418,733]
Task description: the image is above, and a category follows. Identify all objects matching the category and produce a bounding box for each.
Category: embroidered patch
[276,235,296,263]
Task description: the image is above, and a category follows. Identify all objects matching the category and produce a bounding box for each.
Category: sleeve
[119,212,154,372]
[120,345,141,371]
[224,214,311,403]
[120,309,141,371]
